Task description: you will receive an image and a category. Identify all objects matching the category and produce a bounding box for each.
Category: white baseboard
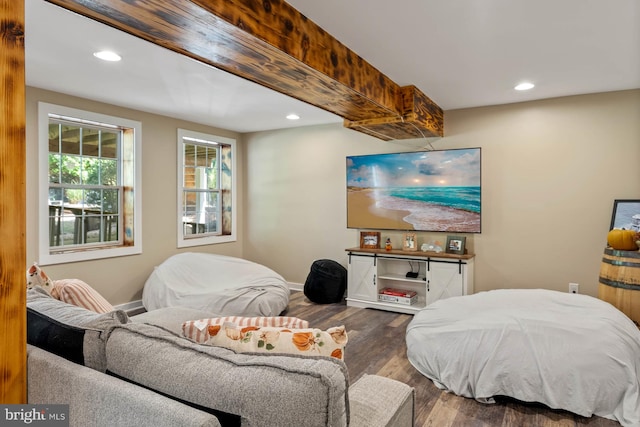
[288,282,304,292]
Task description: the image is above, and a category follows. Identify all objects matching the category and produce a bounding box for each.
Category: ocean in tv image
[347,148,481,232]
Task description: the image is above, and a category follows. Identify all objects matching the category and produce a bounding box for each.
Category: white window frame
[177,128,237,248]
[38,102,142,265]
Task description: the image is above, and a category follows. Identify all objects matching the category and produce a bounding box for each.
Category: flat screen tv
[346,148,481,233]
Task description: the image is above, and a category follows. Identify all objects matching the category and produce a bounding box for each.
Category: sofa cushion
[182,316,309,344]
[27,345,222,427]
[27,287,129,371]
[52,278,115,313]
[105,322,350,427]
[27,306,85,365]
[204,324,348,360]
[349,375,415,427]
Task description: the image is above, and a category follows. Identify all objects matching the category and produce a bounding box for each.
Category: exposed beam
[46,0,443,140]
[0,0,27,403]
[345,86,445,141]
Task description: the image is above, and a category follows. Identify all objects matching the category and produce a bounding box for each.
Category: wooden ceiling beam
[345,86,445,140]
[45,0,444,139]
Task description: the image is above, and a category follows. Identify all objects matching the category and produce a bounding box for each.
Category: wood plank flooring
[283,291,621,427]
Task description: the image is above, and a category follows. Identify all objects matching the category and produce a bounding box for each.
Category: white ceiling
[25,0,640,134]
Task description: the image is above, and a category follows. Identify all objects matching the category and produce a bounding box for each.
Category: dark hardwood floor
[284,291,621,427]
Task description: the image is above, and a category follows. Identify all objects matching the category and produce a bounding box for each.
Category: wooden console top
[345,247,475,260]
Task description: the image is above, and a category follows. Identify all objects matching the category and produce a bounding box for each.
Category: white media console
[345,248,475,315]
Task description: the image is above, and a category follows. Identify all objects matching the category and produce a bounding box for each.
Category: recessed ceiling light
[93,51,122,62]
[514,82,535,91]
[286,114,300,120]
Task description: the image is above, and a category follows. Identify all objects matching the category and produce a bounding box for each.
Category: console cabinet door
[347,255,377,301]
[427,262,463,305]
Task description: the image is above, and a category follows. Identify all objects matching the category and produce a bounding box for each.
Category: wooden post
[0,0,27,403]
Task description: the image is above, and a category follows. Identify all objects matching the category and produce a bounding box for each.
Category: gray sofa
[26,289,414,427]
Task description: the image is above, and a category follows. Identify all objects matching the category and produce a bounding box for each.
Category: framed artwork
[402,233,418,251]
[360,231,381,249]
[609,199,640,231]
[445,235,466,255]
[347,148,482,233]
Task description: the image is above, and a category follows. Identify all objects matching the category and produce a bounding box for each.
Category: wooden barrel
[598,248,640,323]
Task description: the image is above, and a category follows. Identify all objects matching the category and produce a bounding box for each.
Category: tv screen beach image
[347,148,481,232]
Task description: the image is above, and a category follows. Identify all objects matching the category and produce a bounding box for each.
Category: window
[39,103,142,264]
[177,129,236,247]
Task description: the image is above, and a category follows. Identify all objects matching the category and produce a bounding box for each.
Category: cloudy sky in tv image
[347,149,480,188]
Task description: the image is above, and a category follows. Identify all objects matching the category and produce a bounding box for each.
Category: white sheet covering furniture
[406,289,640,426]
[142,253,290,316]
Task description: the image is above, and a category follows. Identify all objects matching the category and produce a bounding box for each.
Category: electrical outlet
[569,283,579,294]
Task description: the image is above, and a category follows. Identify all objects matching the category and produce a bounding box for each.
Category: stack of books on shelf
[378,287,417,305]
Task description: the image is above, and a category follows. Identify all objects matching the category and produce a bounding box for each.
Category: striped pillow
[52,279,114,314]
[183,316,309,344]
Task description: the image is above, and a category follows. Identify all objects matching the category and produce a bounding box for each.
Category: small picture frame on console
[360,231,381,249]
[402,233,418,251]
[445,236,466,255]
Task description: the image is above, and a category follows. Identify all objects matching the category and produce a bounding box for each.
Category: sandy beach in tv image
[347,149,481,232]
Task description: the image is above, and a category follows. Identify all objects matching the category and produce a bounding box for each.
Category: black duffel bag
[303,259,347,304]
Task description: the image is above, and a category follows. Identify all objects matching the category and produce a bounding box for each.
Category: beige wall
[25,88,639,305]
[26,87,244,305]
[244,90,640,296]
